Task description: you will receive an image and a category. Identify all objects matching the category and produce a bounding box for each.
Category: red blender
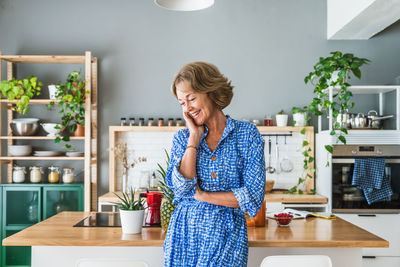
[142,192,163,226]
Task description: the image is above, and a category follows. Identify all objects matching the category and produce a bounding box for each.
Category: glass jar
[148,118,155,126]
[176,118,184,127]
[12,166,26,183]
[129,117,135,126]
[168,118,175,127]
[158,118,164,127]
[62,168,74,184]
[29,166,42,183]
[264,115,274,126]
[120,117,127,126]
[48,166,60,183]
[138,118,145,126]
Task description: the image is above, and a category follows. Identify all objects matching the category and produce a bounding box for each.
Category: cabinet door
[338,214,400,257]
[362,256,400,267]
[2,230,31,267]
[43,185,83,220]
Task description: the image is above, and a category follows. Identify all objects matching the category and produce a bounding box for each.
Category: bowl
[41,123,65,137]
[274,213,293,227]
[10,118,39,136]
[8,145,32,156]
[265,179,275,193]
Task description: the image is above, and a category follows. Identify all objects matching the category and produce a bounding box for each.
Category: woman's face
[176,80,216,126]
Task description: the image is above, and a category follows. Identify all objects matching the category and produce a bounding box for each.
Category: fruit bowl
[41,123,65,137]
[274,213,293,227]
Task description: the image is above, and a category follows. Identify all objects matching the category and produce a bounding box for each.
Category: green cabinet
[0,184,83,267]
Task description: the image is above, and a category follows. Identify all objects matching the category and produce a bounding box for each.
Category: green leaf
[298,189,304,195]
[340,128,348,134]
[330,130,336,136]
[302,140,309,146]
[338,135,346,144]
[325,145,333,154]
[300,128,306,135]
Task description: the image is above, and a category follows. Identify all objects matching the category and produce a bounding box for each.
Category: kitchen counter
[2,212,388,267]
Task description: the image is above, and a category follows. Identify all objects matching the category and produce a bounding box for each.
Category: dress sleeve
[232,127,266,217]
[166,131,197,204]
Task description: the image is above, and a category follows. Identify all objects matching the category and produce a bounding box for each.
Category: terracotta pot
[74,124,85,136]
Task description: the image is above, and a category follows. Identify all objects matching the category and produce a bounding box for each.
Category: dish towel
[352,158,392,205]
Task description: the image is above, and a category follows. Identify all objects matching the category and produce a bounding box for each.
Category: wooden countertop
[99,191,328,204]
[2,212,387,248]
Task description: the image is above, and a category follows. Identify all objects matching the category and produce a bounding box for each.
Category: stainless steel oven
[332,145,400,213]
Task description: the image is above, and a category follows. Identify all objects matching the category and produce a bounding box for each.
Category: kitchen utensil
[335,112,351,129]
[274,213,293,227]
[66,151,84,157]
[33,151,64,156]
[367,110,394,129]
[353,113,368,128]
[275,136,281,174]
[8,145,32,156]
[41,123,65,137]
[10,118,39,136]
[141,192,163,226]
[280,138,294,172]
[265,179,275,192]
[266,138,275,174]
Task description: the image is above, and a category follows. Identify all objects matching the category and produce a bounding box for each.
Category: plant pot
[328,70,349,84]
[275,114,288,127]
[293,113,307,126]
[119,209,145,234]
[74,124,85,136]
[48,85,60,100]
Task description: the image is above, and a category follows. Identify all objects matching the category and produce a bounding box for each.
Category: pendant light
[155,0,214,11]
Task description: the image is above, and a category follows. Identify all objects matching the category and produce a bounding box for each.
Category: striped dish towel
[352,158,392,205]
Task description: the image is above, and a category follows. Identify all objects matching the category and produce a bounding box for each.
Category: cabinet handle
[358,214,376,217]
[362,256,376,259]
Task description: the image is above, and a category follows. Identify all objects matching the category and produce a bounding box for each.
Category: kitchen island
[2,212,388,267]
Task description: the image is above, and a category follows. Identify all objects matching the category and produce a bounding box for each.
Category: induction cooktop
[73,213,121,227]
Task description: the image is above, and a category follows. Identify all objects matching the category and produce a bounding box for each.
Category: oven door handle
[332,158,400,164]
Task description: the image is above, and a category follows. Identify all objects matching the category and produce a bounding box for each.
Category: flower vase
[122,168,129,193]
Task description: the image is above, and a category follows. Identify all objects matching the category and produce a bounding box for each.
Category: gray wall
[1,0,400,195]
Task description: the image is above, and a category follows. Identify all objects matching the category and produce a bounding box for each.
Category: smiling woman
[163,62,266,267]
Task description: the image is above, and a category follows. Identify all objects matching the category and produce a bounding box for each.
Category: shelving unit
[0,52,98,212]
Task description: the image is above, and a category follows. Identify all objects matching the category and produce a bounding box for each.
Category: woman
[163,62,266,266]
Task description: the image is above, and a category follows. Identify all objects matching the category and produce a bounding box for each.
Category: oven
[332,145,400,213]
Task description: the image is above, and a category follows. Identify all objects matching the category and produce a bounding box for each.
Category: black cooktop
[73,213,121,227]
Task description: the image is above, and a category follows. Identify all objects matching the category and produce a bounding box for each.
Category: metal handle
[358,214,376,217]
[362,256,376,259]
[333,158,400,163]
[268,139,271,155]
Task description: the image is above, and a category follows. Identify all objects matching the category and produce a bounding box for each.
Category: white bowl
[9,145,32,156]
[41,123,65,137]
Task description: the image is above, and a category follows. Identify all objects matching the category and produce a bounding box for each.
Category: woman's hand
[194,183,206,202]
[183,111,204,141]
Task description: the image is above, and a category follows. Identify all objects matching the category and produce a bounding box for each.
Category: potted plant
[0,76,42,114]
[275,109,288,126]
[304,51,370,153]
[113,190,146,234]
[292,106,308,127]
[157,150,177,232]
[48,70,88,150]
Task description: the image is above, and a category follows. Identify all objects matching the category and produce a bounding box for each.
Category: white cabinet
[338,214,400,257]
[362,256,400,267]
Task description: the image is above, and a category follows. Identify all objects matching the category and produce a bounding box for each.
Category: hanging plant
[304,51,370,156]
[0,76,42,114]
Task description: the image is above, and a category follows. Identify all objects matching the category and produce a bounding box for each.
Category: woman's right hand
[183,111,204,142]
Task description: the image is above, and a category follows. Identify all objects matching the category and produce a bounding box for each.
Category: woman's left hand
[194,183,206,202]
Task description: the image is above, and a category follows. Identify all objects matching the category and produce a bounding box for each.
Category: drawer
[338,214,400,256]
[362,256,400,267]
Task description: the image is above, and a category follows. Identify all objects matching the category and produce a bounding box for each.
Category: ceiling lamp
[155,0,214,11]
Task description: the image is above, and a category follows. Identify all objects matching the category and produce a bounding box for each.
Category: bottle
[138,118,145,126]
[120,117,127,126]
[62,168,75,184]
[13,166,26,183]
[158,118,164,127]
[254,199,266,227]
[148,118,155,126]
[168,118,175,127]
[129,117,135,126]
[150,172,158,189]
[29,166,42,183]
[176,118,184,127]
[48,166,60,183]
[27,192,39,223]
[54,192,70,214]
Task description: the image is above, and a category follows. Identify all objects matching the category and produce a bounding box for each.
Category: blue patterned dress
[163,115,266,267]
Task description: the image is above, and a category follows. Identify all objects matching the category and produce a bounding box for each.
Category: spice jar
[48,166,60,184]
[138,118,145,126]
[264,115,274,126]
[120,117,127,126]
[62,168,74,184]
[176,118,184,127]
[147,118,155,126]
[29,166,42,183]
[168,118,175,127]
[13,166,26,183]
[129,117,135,126]
[158,118,164,127]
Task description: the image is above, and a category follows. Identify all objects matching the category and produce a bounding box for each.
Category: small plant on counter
[292,106,309,127]
[157,149,177,232]
[0,76,42,114]
[48,70,88,150]
[112,189,146,211]
[276,109,288,126]
[304,51,370,155]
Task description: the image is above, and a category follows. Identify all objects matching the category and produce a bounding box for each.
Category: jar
[254,199,266,227]
[158,118,164,127]
[12,166,26,183]
[138,118,145,126]
[129,117,135,126]
[168,118,175,127]
[48,166,60,183]
[176,118,184,127]
[62,168,74,184]
[148,118,154,126]
[252,119,261,126]
[120,117,127,126]
[264,115,274,126]
[29,166,42,183]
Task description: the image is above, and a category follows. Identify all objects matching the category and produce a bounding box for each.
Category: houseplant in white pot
[113,190,146,234]
[275,110,288,126]
[292,106,308,126]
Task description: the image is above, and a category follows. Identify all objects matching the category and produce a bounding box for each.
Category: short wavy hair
[171,62,234,110]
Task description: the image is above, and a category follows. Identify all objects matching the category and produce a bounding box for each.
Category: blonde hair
[171,62,234,110]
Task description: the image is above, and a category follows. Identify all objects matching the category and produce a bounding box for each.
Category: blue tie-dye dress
[163,115,266,266]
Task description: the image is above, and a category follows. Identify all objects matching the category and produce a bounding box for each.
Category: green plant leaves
[325,145,333,153]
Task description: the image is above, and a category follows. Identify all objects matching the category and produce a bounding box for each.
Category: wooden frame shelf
[0,51,98,212]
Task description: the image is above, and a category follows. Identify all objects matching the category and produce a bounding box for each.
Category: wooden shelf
[0,55,87,64]
[0,136,85,140]
[0,156,84,160]
[0,99,61,105]
[324,85,400,94]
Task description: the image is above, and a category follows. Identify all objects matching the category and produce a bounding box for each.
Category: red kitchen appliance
[142,192,163,226]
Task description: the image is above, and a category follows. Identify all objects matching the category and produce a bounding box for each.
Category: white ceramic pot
[119,209,145,234]
[293,113,307,126]
[48,85,60,100]
[275,114,288,127]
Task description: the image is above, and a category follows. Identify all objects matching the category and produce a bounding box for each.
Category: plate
[33,151,64,157]
[66,151,84,157]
